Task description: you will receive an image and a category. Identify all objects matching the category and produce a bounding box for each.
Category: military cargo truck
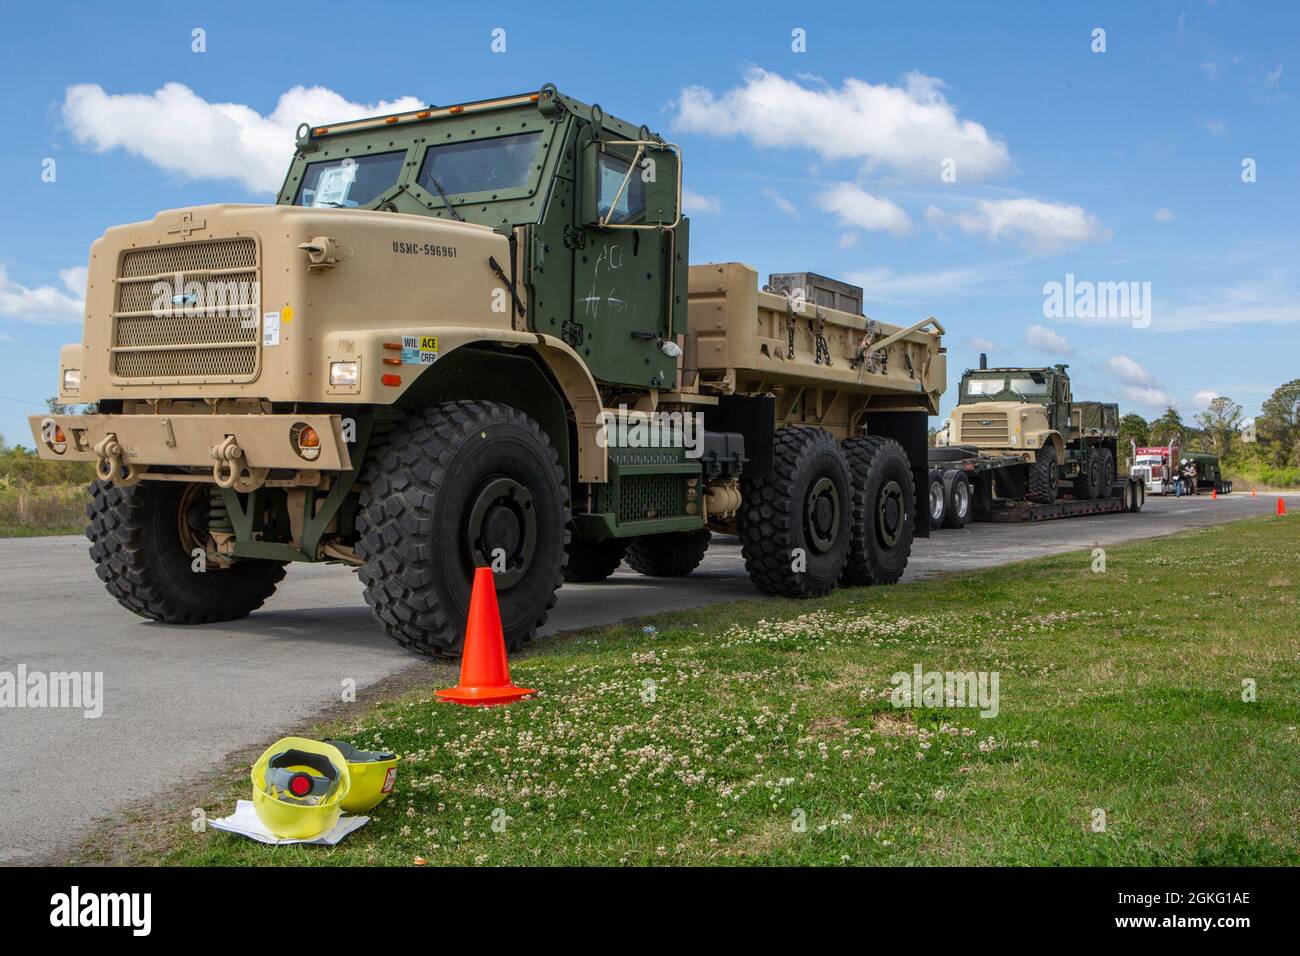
[938,357,1118,504]
[30,85,946,657]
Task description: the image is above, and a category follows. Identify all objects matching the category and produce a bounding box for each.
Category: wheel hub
[466,476,536,588]
[804,476,841,553]
[877,479,904,548]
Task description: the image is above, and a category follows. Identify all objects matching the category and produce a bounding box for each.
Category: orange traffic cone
[1278,497,1287,517]
[1252,487,1257,497]
[437,567,536,706]
[1211,487,1217,500]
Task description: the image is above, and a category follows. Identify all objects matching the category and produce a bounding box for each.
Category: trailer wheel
[841,436,914,586]
[625,529,711,577]
[1073,447,1105,500]
[740,427,852,597]
[86,480,285,624]
[355,400,569,657]
[927,469,947,530]
[1026,445,1058,503]
[564,537,627,582]
[943,471,972,529]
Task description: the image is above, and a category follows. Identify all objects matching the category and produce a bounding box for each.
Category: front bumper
[28,412,352,475]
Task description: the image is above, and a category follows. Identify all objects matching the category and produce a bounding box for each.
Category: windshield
[295,151,405,208]
[416,131,542,197]
[963,374,1052,402]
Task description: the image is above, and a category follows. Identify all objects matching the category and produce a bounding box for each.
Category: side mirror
[581,139,681,229]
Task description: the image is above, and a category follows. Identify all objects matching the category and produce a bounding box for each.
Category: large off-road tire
[739,427,852,598]
[625,529,711,577]
[1100,448,1116,493]
[1073,447,1105,500]
[1026,445,1059,504]
[942,470,972,529]
[563,537,626,583]
[355,400,569,657]
[86,480,285,624]
[927,469,947,530]
[841,436,915,585]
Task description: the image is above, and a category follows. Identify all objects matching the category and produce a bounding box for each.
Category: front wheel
[1026,445,1059,503]
[355,401,569,657]
[86,480,285,624]
[625,529,711,577]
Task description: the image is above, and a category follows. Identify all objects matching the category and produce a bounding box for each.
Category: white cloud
[815,183,911,234]
[1199,118,1228,137]
[1193,389,1221,408]
[1025,324,1073,355]
[1153,207,1176,222]
[0,264,85,323]
[929,198,1106,253]
[674,68,1011,180]
[760,186,798,217]
[837,232,859,249]
[63,83,425,193]
[1159,271,1300,330]
[968,336,1000,352]
[847,263,1001,303]
[1121,385,1174,408]
[1105,355,1172,408]
[682,188,721,215]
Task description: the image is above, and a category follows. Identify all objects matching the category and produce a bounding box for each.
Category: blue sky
[1,0,1296,444]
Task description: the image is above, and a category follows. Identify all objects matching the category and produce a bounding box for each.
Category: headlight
[62,368,81,393]
[329,361,359,387]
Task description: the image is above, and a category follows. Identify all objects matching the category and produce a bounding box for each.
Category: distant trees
[1195,396,1243,458]
[1147,406,1189,447]
[1256,379,1300,468]
[1118,413,1149,450]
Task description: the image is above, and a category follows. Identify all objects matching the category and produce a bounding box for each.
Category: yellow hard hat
[251,737,352,840]
[326,739,400,813]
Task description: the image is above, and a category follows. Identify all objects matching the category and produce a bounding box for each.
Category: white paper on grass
[209,799,369,846]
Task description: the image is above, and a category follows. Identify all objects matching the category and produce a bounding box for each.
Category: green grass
[0,481,87,537]
[82,516,1300,867]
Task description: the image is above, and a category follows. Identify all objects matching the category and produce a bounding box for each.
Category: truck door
[571,144,681,389]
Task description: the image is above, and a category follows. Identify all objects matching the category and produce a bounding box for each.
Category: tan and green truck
[934,358,1121,507]
[30,85,946,656]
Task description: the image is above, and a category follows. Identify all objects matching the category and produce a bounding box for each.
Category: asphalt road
[0,491,1285,863]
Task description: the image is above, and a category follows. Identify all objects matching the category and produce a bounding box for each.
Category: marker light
[291,422,322,462]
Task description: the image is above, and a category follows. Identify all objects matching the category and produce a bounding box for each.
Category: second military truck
[31,85,946,657]
[937,357,1119,505]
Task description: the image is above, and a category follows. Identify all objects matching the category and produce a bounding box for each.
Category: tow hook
[211,435,267,493]
[93,433,142,486]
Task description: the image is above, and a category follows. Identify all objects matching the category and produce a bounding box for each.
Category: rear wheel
[563,537,626,583]
[1100,448,1116,494]
[943,471,972,529]
[1026,445,1058,503]
[355,400,569,657]
[1073,447,1104,500]
[625,529,711,577]
[739,427,852,598]
[927,469,947,530]
[86,480,285,624]
[842,436,915,585]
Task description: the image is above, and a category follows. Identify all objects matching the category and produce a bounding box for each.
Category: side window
[597,153,646,224]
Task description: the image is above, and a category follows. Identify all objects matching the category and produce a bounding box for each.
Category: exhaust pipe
[979,352,987,370]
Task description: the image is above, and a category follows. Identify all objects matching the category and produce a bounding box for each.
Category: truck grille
[111,238,261,382]
[619,475,684,521]
[958,412,1009,445]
